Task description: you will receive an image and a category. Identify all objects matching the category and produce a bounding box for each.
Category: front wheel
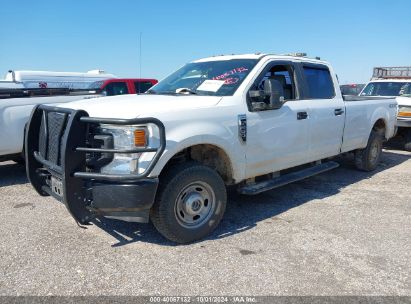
[354,130,383,171]
[150,162,227,243]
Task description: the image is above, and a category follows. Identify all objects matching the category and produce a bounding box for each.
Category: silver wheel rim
[174,181,216,229]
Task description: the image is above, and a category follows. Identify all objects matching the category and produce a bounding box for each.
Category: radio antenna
[139,32,142,78]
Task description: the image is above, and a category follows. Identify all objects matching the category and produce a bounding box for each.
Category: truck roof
[193,53,328,65]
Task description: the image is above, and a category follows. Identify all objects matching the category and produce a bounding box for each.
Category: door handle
[297,111,308,120]
[334,108,344,116]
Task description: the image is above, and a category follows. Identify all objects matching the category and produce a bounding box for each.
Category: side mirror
[263,79,285,109]
[249,79,285,110]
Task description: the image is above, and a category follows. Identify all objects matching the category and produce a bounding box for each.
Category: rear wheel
[354,130,383,171]
[150,162,227,244]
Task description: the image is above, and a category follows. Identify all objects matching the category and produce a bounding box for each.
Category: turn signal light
[398,111,411,117]
[134,129,147,147]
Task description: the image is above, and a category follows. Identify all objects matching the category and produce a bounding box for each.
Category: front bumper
[90,179,159,222]
[25,105,165,224]
[396,117,411,128]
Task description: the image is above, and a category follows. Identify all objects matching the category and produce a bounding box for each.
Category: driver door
[245,61,312,178]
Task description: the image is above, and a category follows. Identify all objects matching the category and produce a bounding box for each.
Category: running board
[238,161,340,195]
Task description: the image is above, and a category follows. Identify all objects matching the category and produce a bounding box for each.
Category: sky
[0,0,410,84]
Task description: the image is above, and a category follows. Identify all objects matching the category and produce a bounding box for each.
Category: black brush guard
[25,104,166,224]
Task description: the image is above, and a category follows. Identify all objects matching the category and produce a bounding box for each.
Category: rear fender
[370,106,394,140]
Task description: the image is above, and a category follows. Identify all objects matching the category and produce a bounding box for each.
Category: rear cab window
[302,66,335,99]
[134,81,154,93]
[103,82,129,96]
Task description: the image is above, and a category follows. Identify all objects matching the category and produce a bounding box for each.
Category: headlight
[398,106,411,118]
[99,125,148,174]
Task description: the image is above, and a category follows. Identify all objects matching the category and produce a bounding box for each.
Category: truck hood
[57,94,223,118]
[397,96,411,106]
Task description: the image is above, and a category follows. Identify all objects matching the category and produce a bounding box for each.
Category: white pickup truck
[360,67,411,150]
[25,54,397,243]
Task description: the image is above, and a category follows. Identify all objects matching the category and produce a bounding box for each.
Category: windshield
[148,59,258,96]
[360,81,411,97]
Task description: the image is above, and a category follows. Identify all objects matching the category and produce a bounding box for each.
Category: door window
[249,63,298,110]
[303,67,335,99]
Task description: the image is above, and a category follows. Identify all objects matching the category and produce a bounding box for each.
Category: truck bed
[341,96,397,153]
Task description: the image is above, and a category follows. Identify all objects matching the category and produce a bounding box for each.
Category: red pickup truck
[89,78,158,96]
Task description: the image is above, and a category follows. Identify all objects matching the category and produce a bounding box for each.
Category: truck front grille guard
[25,104,166,223]
[28,104,166,182]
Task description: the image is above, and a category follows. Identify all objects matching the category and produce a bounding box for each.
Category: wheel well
[373,119,386,138]
[161,144,234,185]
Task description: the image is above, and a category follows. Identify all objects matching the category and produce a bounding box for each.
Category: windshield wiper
[146,89,156,94]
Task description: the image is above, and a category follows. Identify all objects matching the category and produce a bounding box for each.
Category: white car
[25,54,397,243]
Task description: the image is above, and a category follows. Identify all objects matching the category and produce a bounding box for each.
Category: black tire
[150,162,227,244]
[354,130,383,171]
[404,129,411,152]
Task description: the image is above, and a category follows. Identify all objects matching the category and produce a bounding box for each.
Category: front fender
[149,121,246,182]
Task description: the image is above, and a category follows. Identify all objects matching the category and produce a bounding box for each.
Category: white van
[4,70,116,89]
